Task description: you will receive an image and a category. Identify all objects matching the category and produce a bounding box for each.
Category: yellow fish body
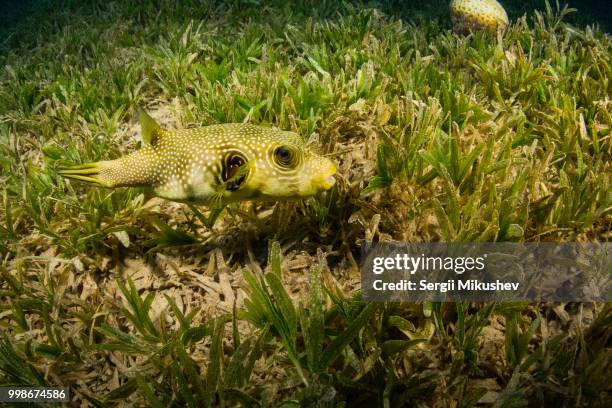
[450,0,509,33]
[59,110,337,206]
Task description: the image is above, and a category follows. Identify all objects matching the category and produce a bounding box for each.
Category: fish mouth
[317,160,337,191]
[320,174,336,190]
[301,157,337,196]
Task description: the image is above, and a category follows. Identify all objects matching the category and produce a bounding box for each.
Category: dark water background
[1,0,610,51]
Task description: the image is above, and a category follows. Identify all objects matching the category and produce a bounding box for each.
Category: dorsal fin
[138,107,161,145]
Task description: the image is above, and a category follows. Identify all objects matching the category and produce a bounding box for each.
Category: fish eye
[274,146,296,167]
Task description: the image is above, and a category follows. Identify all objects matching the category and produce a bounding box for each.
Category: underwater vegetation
[0,0,610,406]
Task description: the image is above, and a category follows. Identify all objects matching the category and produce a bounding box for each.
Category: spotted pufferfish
[59,110,337,206]
[450,0,509,33]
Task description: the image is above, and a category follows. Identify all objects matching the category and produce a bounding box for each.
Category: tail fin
[58,162,114,188]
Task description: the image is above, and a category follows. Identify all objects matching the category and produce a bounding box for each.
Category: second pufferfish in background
[450,0,509,33]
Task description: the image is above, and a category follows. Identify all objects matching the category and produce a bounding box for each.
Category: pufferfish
[59,109,337,206]
[450,0,509,33]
